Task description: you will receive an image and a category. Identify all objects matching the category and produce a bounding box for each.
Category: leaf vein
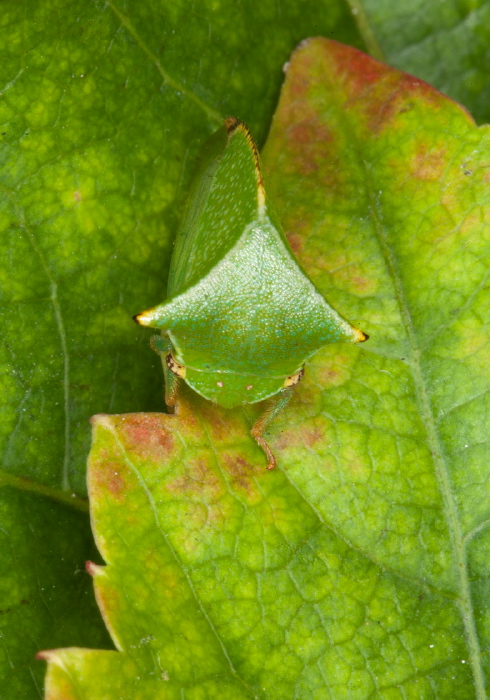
[365,177,487,697]
[105,0,222,124]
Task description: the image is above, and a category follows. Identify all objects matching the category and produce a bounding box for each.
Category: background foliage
[1,0,489,697]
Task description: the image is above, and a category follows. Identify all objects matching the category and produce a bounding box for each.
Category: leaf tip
[35,649,52,662]
[86,560,105,577]
[89,413,110,427]
[36,649,67,666]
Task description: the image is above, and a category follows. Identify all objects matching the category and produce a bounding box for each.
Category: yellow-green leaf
[41,39,490,698]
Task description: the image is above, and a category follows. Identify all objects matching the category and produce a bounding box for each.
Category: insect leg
[150,334,179,412]
[251,388,293,470]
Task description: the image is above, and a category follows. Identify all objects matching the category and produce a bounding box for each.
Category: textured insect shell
[166,119,267,299]
[137,119,365,408]
[181,364,288,408]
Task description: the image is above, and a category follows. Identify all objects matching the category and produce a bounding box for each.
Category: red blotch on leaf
[286,120,334,177]
[118,414,175,461]
[294,38,473,135]
[325,39,386,91]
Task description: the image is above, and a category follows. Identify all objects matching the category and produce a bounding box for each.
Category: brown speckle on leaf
[303,427,324,448]
[223,454,262,500]
[166,457,221,499]
[92,457,127,502]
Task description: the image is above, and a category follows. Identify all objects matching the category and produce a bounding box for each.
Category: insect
[134,117,367,469]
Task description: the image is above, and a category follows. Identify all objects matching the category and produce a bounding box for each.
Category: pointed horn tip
[224,116,242,133]
[133,312,150,326]
[355,328,369,343]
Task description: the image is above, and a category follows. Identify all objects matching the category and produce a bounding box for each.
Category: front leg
[251,387,293,470]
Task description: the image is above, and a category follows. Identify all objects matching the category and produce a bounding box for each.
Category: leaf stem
[344,0,385,61]
[0,468,89,513]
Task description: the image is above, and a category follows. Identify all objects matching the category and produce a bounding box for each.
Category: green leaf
[0,490,112,698]
[0,0,360,497]
[349,0,490,123]
[0,4,361,694]
[40,39,490,698]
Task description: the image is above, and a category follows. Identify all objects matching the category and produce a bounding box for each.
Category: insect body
[135,117,367,468]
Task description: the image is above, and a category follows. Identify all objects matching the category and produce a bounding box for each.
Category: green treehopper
[135,117,367,468]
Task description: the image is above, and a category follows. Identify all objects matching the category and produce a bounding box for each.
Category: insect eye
[166,353,186,378]
[283,366,304,388]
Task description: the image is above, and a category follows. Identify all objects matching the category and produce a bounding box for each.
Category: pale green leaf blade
[264,37,490,695]
[44,404,474,697]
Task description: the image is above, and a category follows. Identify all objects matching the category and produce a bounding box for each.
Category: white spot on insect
[217,381,224,387]
[246,385,253,390]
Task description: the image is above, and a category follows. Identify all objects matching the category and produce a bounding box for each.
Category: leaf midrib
[308,61,487,694]
[103,417,260,699]
[365,174,486,697]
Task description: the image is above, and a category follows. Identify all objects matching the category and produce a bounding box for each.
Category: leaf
[0,490,112,698]
[0,0,359,497]
[0,3,360,694]
[349,0,490,123]
[40,39,490,698]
